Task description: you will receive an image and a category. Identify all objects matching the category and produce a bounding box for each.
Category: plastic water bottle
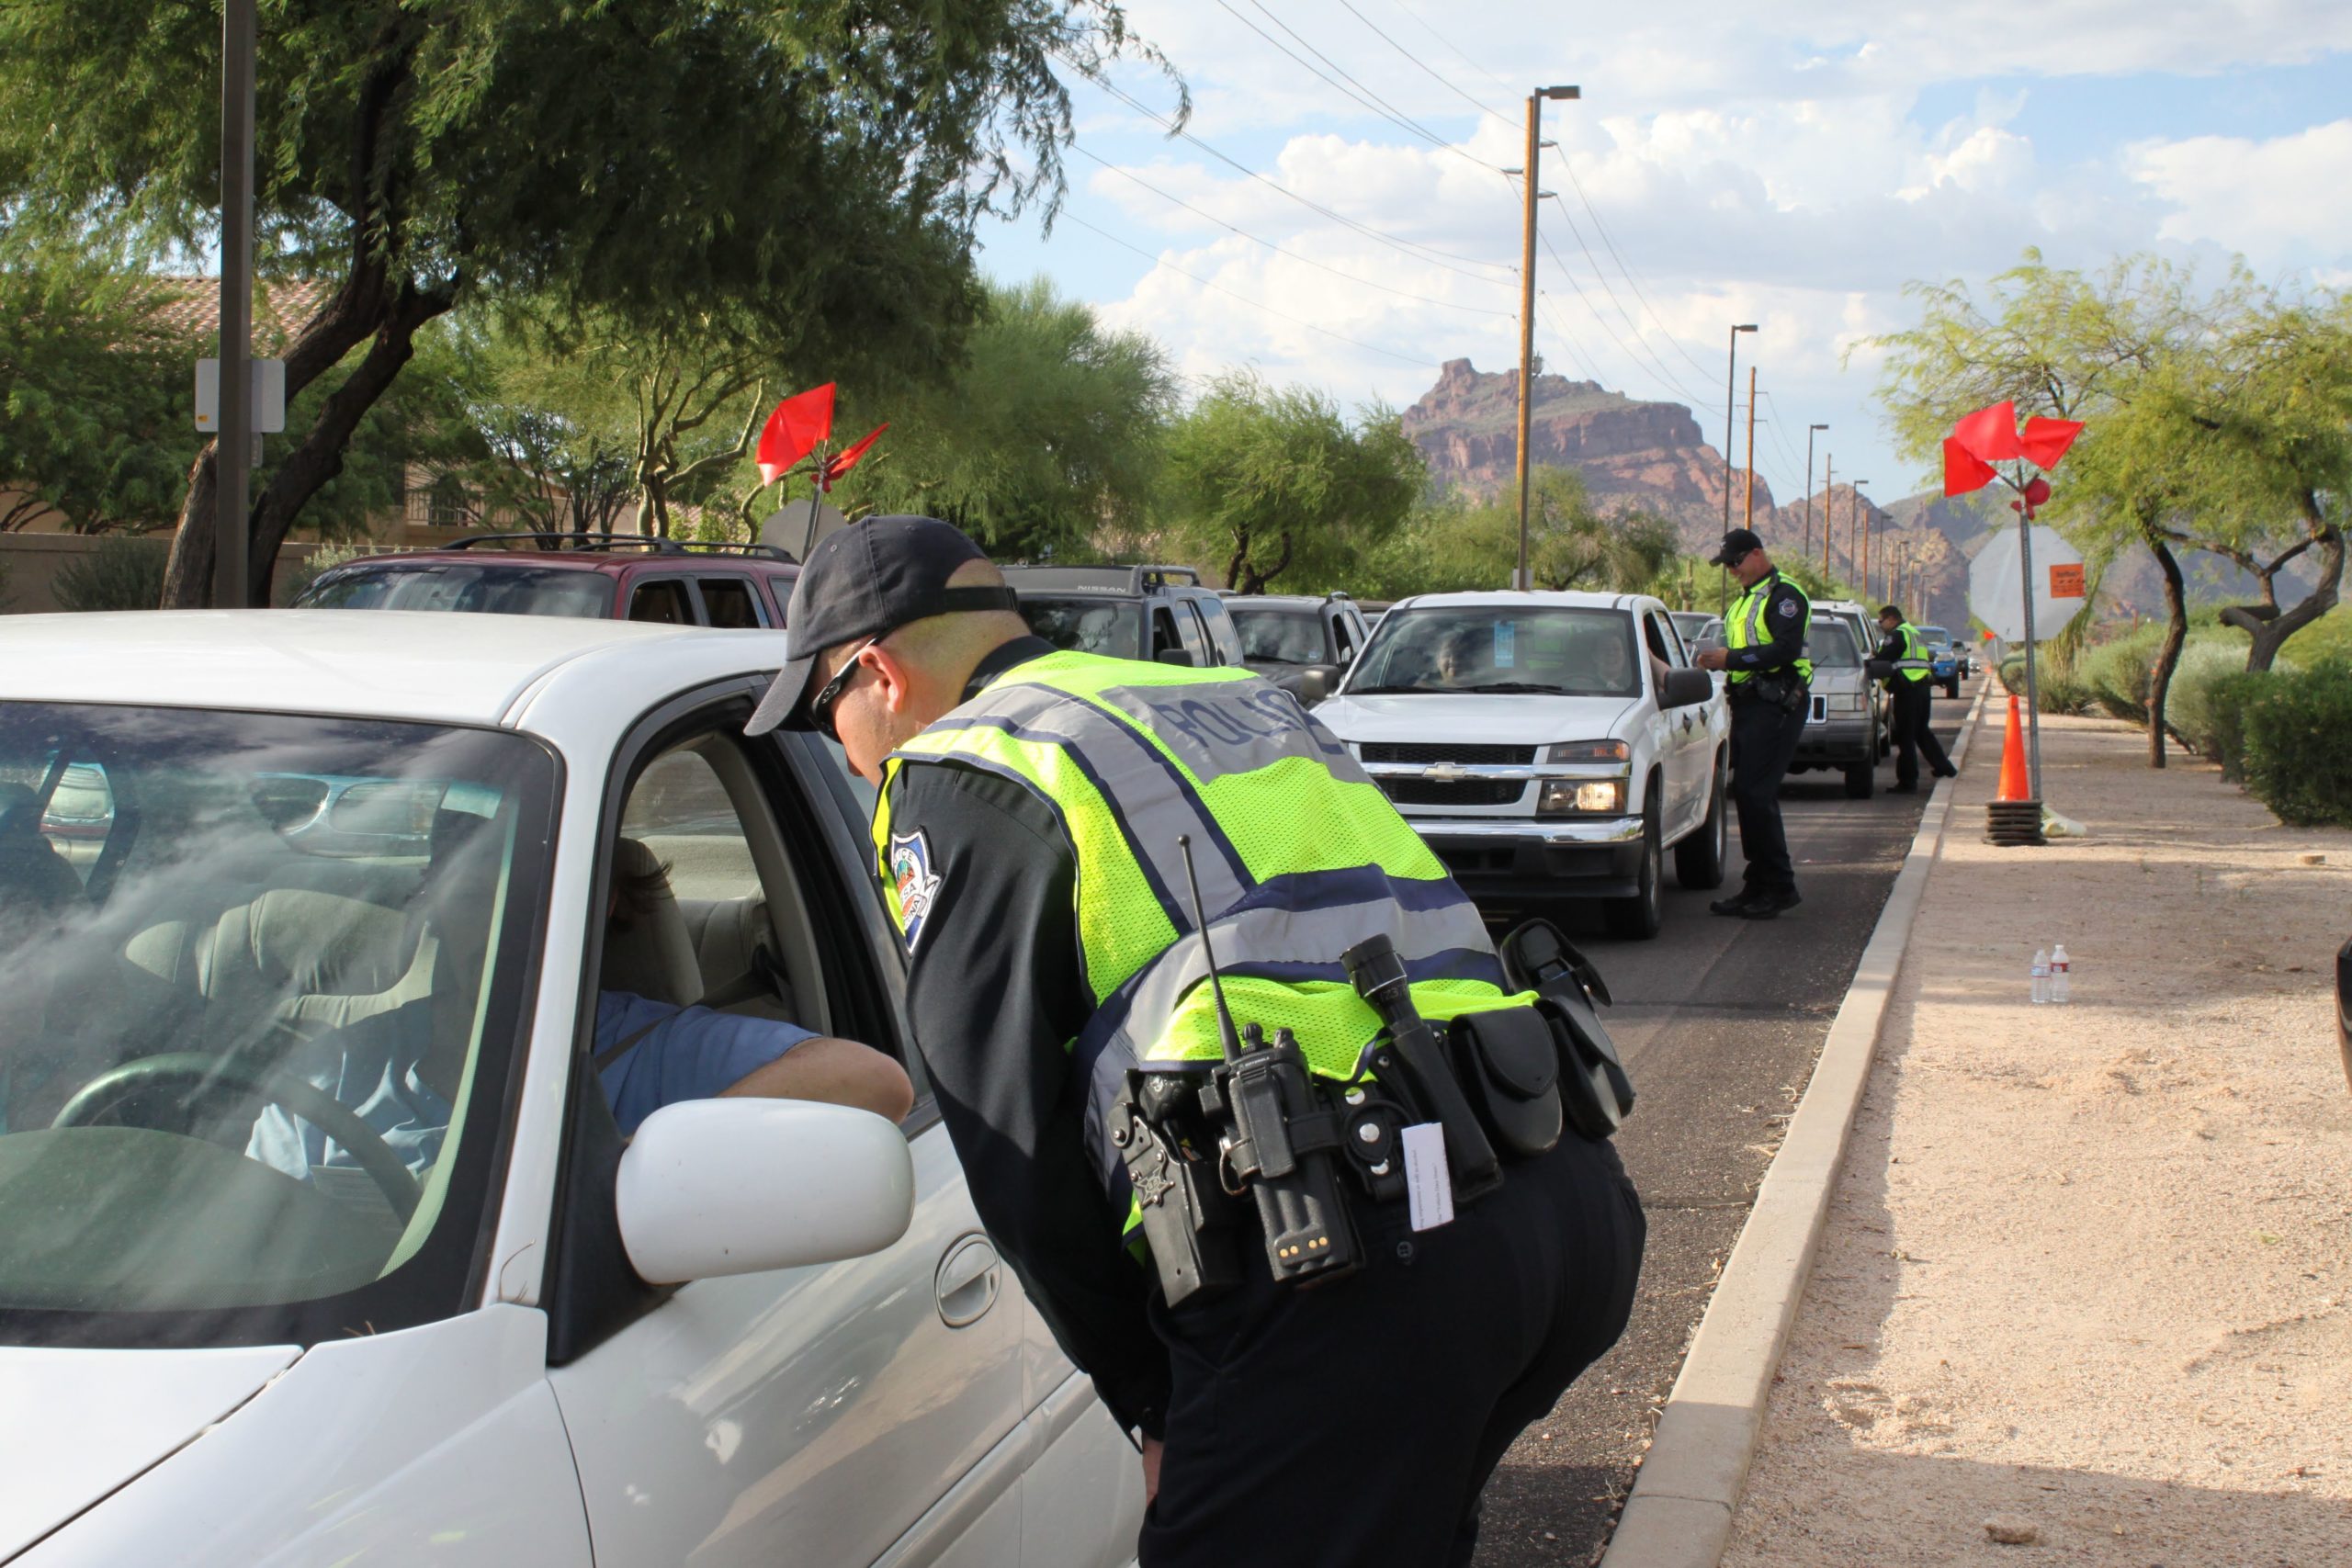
[2030,948,2050,1005]
[2049,944,2070,1004]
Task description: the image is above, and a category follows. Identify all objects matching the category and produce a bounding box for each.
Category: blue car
[1917,624,1962,697]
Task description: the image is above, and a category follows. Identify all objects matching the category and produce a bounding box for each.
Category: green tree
[1359,468,1677,600]
[1160,374,1424,593]
[0,0,1172,604]
[0,258,198,535]
[822,276,1176,559]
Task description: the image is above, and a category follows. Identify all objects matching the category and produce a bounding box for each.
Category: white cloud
[2126,119,2352,265]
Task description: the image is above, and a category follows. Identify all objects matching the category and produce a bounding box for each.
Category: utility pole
[216,0,256,609]
[1820,456,1833,580]
[1514,84,1578,592]
[1742,365,1758,528]
[1803,423,1826,556]
[1722,322,1758,532]
[1853,481,1871,596]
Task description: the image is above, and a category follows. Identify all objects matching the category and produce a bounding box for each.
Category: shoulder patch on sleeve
[1778,597,1800,617]
[888,830,944,950]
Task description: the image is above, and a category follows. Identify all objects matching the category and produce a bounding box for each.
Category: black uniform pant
[1140,1133,1645,1568]
[1728,694,1807,895]
[1888,679,1951,788]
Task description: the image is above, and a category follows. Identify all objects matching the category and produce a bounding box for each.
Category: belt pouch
[1446,1006,1564,1161]
[1538,990,1635,1140]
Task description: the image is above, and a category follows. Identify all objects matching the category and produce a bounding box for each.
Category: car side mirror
[1659,668,1714,708]
[1155,648,1196,668]
[1863,659,1896,682]
[616,1100,914,1284]
[1298,665,1340,704]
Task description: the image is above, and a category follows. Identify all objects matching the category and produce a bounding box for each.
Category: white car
[0,612,1143,1568]
[1315,592,1731,939]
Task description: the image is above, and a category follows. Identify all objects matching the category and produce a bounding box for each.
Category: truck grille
[1377,778,1525,807]
[1359,742,1535,765]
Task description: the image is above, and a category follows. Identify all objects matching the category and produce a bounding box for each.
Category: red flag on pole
[1951,400,2026,463]
[755,384,837,484]
[821,423,889,490]
[1941,436,1997,497]
[2018,416,2085,470]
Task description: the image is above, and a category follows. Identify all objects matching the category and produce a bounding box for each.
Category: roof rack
[1001,563,1205,593]
[442,532,798,562]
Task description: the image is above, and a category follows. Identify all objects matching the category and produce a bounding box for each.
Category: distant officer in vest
[1873,604,1958,794]
[748,516,1644,1568]
[1690,527,1812,919]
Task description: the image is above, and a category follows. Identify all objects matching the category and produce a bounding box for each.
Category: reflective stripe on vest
[1891,622,1933,682]
[1724,571,1812,683]
[871,649,1526,1190]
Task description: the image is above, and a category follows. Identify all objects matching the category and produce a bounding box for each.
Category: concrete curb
[1598,682,1993,1568]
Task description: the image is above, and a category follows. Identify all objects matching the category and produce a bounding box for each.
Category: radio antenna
[1176,834,1245,1063]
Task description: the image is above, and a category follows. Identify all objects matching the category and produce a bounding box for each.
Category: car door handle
[934,1234,1001,1328]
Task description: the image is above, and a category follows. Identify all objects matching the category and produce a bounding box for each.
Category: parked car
[0,610,1144,1567]
[1785,615,1882,798]
[1223,591,1373,702]
[1813,598,1894,756]
[1917,623,1963,697]
[1314,592,1729,940]
[292,533,798,628]
[1002,563,1244,668]
[1668,611,1724,653]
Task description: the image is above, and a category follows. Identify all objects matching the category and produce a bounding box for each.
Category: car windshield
[1020,596,1139,656]
[1229,606,1328,665]
[1917,625,1953,648]
[298,561,616,619]
[1350,606,1641,697]
[1807,620,1864,668]
[0,704,555,1348]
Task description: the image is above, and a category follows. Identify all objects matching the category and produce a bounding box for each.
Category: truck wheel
[1604,794,1665,941]
[1843,755,1876,799]
[1674,751,1728,890]
[1943,676,1961,699]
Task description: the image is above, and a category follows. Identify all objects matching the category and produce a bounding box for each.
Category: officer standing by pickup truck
[1691,528,1812,919]
[748,516,1644,1568]
[1873,604,1958,794]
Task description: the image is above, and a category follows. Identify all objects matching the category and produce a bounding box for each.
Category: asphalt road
[1470,680,1979,1568]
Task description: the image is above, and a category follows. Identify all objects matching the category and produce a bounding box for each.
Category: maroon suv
[291,534,799,627]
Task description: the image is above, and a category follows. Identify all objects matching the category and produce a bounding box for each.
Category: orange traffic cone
[1996,694,2031,802]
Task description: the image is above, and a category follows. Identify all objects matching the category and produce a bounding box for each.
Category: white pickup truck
[1316,591,1732,939]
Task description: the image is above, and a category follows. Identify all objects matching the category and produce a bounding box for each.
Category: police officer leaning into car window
[746,516,1644,1568]
[1691,527,1812,919]
[1873,604,1958,795]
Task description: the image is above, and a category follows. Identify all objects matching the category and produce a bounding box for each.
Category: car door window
[1329,613,1354,665]
[1149,605,1185,662]
[1194,595,1244,666]
[627,579,695,625]
[697,575,765,628]
[547,709,1028,1568]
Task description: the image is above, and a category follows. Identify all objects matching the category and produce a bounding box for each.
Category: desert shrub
[2238,657,2352,827]
[276,542,369,606]
[51,536,169,612]
[2162,642,2256,763]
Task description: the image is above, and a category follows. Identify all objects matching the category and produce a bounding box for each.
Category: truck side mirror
[1298,665,1340,704]
[1658,668,1713,708]
[1155,648,1196,668]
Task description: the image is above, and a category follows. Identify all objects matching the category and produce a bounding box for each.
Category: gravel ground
[1722,701,2352,1567]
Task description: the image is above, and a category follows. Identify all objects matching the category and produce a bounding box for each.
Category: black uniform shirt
[1871,626,1909,686]
[882,636,1171,1439]
[1728,570,1811,676]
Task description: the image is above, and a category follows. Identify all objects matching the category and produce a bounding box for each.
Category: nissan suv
[1002,564,1245,669]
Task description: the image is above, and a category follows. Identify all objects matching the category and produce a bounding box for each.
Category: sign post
[1968,521,2084,803]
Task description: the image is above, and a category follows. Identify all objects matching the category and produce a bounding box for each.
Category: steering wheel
[52,1053,423,1222]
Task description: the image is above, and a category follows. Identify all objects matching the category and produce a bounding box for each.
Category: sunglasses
[808,635,881,741]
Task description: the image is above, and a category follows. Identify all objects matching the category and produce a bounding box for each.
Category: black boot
[1740,887,1803,919]
[1709,890,1760,917]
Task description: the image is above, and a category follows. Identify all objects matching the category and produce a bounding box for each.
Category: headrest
[209,889,417,996]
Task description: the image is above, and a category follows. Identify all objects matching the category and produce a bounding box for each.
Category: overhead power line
[1534,226,1710,411]
[1550,172,1719,383]
[1070,145,1514,319]
[1210,0,1497,175]
[1336,0,1514,123]
[1056,209,1438,368]
[1539,192,1710,407]
[1382,0,1522,102]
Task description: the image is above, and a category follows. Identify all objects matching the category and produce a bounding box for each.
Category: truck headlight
[1545,739,1630,763]
[1825,692,1865,714]
[1538,778,1626,815]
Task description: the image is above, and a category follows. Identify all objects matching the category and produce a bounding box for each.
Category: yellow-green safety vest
[871,649,1528,1199]
[1889,622,1933,683]
[1724,571,1812,683]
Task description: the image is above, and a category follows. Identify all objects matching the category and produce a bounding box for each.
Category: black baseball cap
[745,514,1018,735]
[1709,528,1764,567]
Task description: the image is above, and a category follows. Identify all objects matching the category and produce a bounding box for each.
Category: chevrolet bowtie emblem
[1421,763,1469,782]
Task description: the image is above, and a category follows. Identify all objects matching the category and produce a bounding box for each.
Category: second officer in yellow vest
[1691,527,1813,918]
[749,517,1644,1568]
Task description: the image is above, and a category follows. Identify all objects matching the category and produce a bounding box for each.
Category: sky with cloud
[971,0,2352,508]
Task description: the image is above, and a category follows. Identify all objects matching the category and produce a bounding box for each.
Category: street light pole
[1803,423,1826,556]
[1820,455,1832,579]
[216,0,255,610]
[1722,322,1758,532]
[1742,365,1758,528]
[1852,481,1871,594]
[1514,84,1578,592]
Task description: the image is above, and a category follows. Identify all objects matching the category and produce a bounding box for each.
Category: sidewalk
[1720,700,2352,1565]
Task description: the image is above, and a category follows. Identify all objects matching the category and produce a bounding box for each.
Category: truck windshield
[1228,606,1327,665]
[1019,597,1139,657]
[1807,621,1864,667]
[1350,606,1641,697]
[298,562,616,619]
[0,703,555,1348]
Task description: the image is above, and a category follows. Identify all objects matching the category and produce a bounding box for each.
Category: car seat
[598,837,705,1008]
